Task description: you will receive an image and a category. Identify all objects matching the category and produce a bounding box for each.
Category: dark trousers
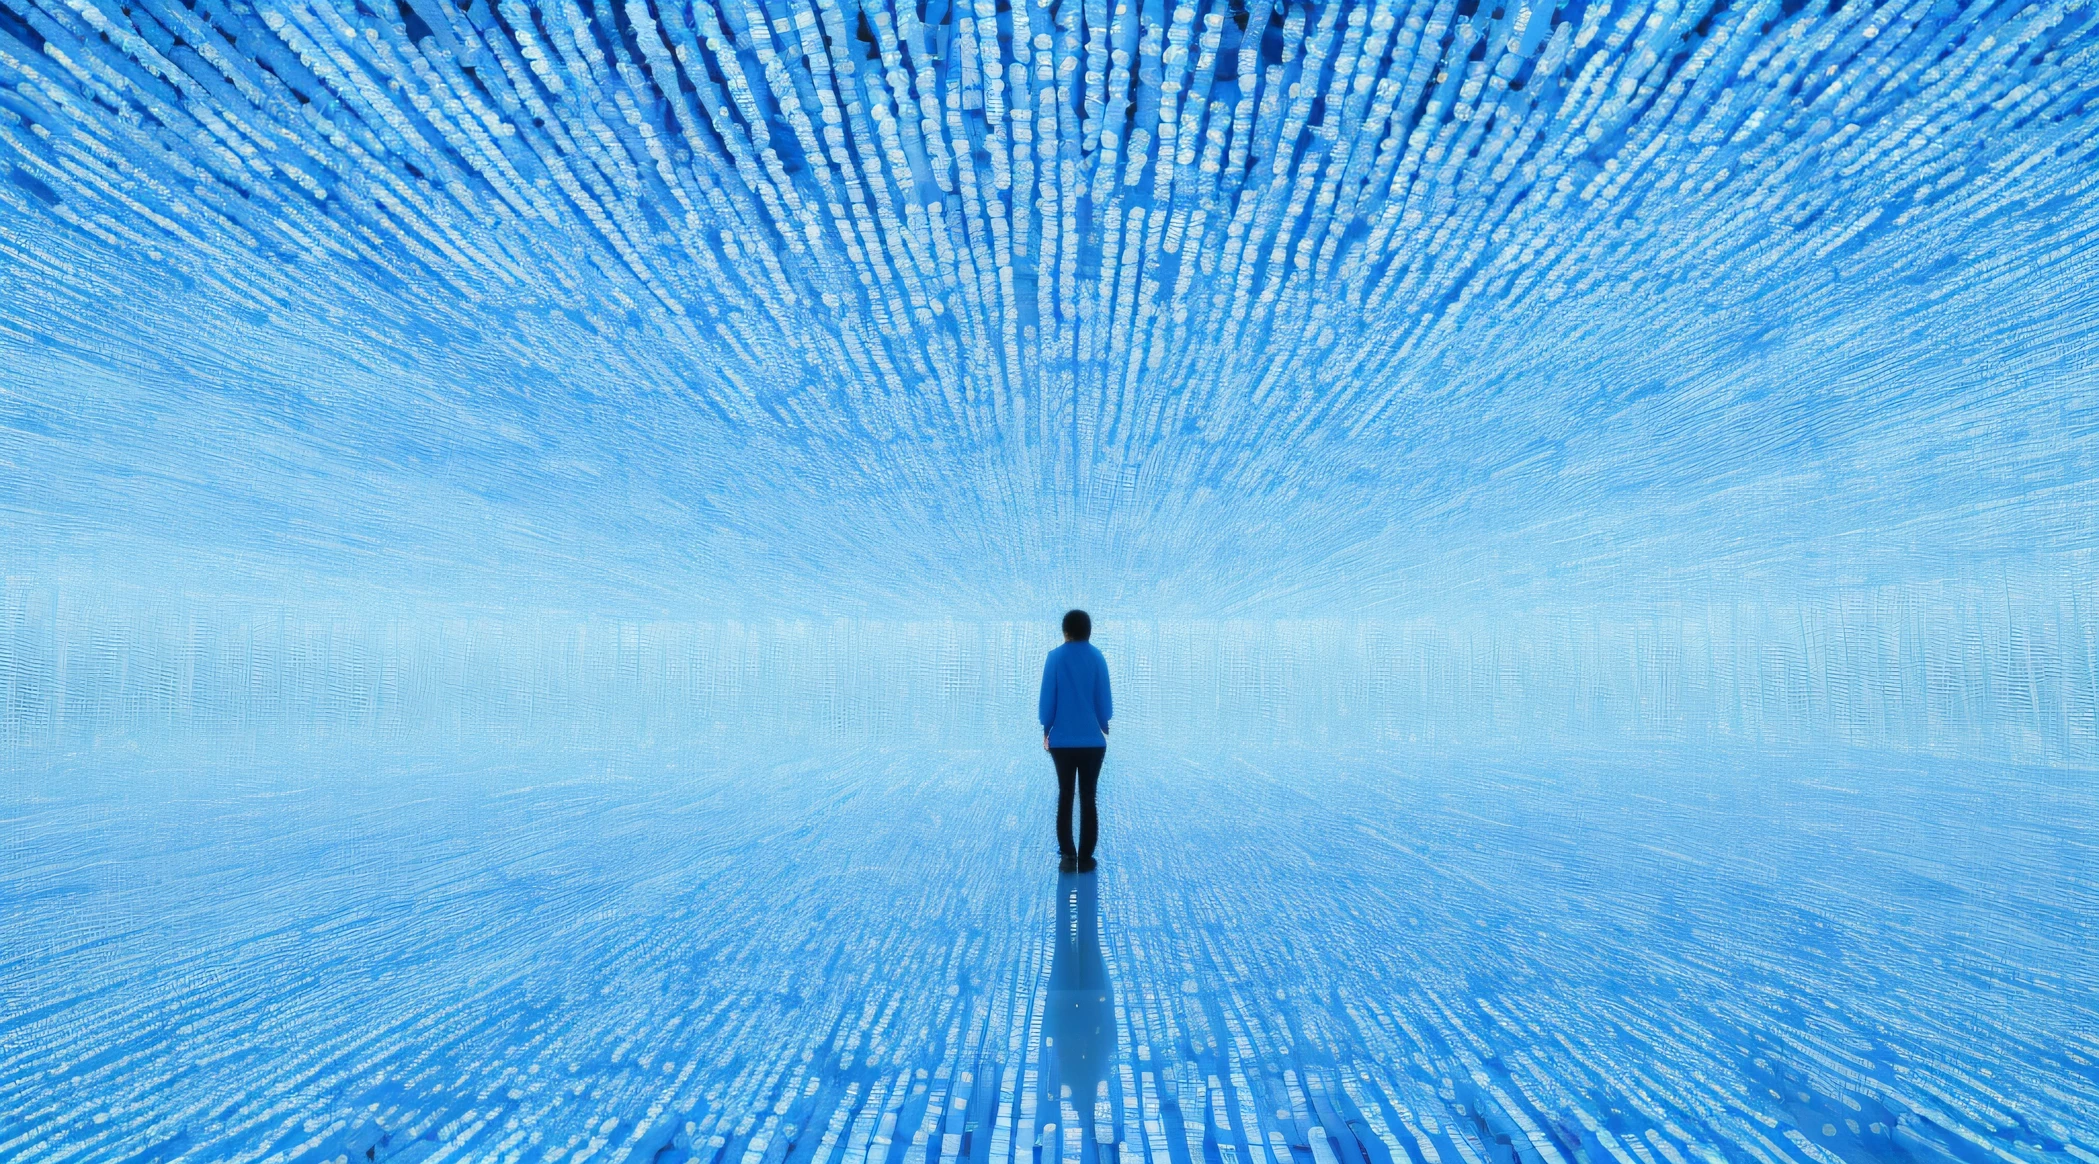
[1049,746,1106,859]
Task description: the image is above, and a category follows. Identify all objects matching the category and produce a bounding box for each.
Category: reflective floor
[2,746,2092,1164]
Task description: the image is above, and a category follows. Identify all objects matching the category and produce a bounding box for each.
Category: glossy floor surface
[3,745,2091,1164]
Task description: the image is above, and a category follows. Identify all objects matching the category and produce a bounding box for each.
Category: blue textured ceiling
[0,0,2094,616]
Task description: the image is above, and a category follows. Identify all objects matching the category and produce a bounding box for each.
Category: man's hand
[1043,733,1051,752]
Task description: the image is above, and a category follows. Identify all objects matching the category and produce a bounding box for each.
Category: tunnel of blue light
[1,0,2095,1161]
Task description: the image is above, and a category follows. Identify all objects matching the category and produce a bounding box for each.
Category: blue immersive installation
[1,0,2096,1159]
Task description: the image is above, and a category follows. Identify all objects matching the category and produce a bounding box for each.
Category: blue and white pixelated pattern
[1,0,2095,621]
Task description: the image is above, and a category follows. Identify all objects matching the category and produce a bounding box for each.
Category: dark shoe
[1077,856,1097,872]
[1059,855,1080,873]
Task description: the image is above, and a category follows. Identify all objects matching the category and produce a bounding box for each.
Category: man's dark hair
[1062,609,1092,641]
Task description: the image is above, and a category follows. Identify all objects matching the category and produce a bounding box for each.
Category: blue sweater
[1039,641,1114,747]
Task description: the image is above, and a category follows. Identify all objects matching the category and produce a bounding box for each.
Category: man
[1039,609,1112,873]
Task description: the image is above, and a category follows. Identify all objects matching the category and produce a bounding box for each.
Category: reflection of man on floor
[1039,609,1113,874]
[1047,870,1113,1153]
